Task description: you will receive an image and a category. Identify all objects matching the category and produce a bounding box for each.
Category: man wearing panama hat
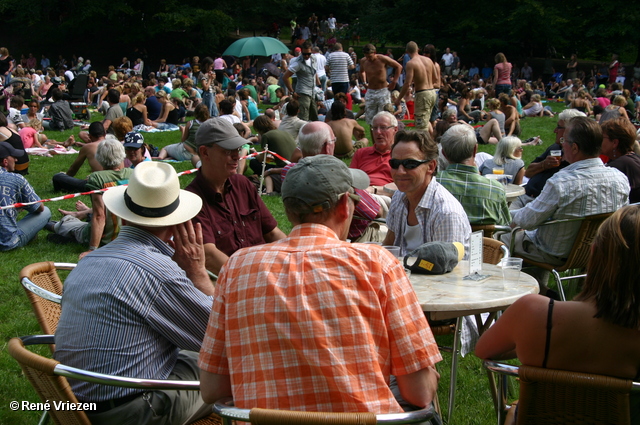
[55,161,215,425]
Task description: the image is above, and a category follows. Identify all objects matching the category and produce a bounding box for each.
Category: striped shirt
[437,163,511,226]
[54,226,213,401]
[327,51,354,83]
[199,223,441,413]
[0,167,41,250]
[512,158,629,258]
[387,178,471,256]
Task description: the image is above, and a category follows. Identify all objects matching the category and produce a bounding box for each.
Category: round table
[409,261,538,422]
[410,260,538,320]
[504,184,525,204]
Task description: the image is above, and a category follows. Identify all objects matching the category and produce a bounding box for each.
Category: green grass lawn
[0,102,564,424]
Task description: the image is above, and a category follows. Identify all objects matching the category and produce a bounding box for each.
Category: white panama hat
[103,162,202,227]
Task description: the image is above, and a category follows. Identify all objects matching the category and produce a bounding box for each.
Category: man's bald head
[299,122,335,156]
[406,41,418,54]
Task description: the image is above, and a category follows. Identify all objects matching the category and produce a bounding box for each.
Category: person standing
[441,47,453,76]
[284,41,320,121]
[396,41,437,130]
[326,43,354,96]
[493,52,513,96]
[360,44,402,125]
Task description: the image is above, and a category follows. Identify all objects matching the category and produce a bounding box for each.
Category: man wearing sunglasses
[383,130,470,256]
[283,41,320,121]
[199,155,442,417]
[186,118,286,275]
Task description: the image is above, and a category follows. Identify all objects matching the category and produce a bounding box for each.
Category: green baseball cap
[282,155,370,214]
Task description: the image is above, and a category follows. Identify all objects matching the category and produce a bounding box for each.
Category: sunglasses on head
[389,158,429,170]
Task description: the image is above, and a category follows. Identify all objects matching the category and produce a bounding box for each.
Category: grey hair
[298,122,332,156]
[558,108,586,122]
[494,136,522,166]
[372,111,398,127]
[440,125,476,163]
[96,136,126,169]
[442,109,456,121]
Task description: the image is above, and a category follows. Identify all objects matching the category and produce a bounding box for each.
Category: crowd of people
[2,20,640,424]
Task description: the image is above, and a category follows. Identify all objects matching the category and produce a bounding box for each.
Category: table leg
[447,316,463,424]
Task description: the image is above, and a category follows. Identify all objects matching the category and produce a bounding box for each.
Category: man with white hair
[437,125,511,226]
[50,138,133,257]
[54,161,214,424]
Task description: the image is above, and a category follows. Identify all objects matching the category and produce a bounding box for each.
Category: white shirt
[328,17,336,30]
[313,53,327,78]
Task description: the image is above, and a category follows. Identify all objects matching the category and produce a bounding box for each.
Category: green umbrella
[223,37,290,57]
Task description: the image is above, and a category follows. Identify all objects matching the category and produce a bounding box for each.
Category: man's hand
[171,221,214,295]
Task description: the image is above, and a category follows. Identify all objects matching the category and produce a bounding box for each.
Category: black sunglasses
[389,158,429,170]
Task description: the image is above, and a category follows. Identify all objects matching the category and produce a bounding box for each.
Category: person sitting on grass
[522,94,555,117]
[123,132,150,168]
[43,87,74,131]
[52,122,106,193]
[48,138,133,258]
[0,141,51,251]
[20,119,75,149]
[327,101,368,158]
[158,104,209,164]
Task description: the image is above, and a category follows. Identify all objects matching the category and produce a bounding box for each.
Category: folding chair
[484,360,640,425]
[8,335,221,425]
[212,397,435,425]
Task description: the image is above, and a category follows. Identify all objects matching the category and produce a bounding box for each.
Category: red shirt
[350,146,393,187]
[186,172,277,256]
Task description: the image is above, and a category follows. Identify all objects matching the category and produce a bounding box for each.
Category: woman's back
[477,294,640,380]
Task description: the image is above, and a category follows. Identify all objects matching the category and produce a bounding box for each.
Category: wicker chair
[509,212,612,300]
[212,397,435,425]
[8,335,222,425]
[484,360,640,425]
[472,224,511,240]
[483,237,509,265]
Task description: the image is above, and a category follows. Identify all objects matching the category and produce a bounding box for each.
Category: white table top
[504,184,525,202]
[409,260,538,320]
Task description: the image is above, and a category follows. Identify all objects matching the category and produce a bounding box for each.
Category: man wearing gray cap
[186,117,285,275]
[199,155,441,415]
[0,141,51,251]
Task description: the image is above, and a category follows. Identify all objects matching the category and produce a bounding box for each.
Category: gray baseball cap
[0,141,24,159]
[195,118,247,149]
[282,155,369,213]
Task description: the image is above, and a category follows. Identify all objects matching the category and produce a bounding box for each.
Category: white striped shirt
[327,51,353,83]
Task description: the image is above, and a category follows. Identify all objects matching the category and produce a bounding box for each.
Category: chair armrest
[483,360,520,377]
[213,397,436,424]
[53,262,77,270]
[21,277,62,304]
[21,334,55,345]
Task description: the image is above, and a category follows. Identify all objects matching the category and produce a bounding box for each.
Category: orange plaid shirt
[199,223,441,413]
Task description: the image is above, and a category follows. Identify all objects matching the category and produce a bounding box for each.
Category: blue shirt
[54,226,213,401]
[0,168,41,250]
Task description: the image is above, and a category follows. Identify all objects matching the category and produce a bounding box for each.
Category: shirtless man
[423,44,441,126]
[51,122,106,193]
[327,101,367,158]
[359,44,402,125]
[396,41,437,131]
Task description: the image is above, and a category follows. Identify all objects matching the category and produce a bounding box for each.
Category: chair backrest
[516,364,633,425]
[19,262,75,340]
[472,224,511,240]
[483,237,507,265]
[7,337,91,425]
[557,212,612,273]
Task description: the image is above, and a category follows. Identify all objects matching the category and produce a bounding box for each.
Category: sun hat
[123,131,144,149]
[404,241,465,275]
[195,117,247,149]
[0,141,24,159]
[281,155,369,214]
[52,76,62,85]
[103,161,202,227]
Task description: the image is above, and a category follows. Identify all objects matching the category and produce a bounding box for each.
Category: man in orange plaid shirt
[199,155,442,415]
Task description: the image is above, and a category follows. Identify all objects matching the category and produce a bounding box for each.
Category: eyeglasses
[389,158,429,170]
[371,126,395,132]
[211,145,242,156]
[339,191,360,207]
[560,137,573,145]
[302,52,312,56]
[554,125,565,131]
